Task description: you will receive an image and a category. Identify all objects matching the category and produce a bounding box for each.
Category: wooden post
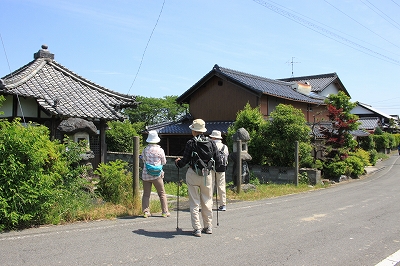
[236,140,242,193]
[295,141,299,186]
[132,136,140,210]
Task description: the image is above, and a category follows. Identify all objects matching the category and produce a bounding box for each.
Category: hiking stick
[176,166,180,231]
[215,171,219,226]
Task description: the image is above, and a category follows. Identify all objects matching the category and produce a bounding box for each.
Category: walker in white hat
[209,130,222,139]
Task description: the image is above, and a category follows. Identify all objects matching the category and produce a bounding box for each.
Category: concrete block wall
[106,152,320,185]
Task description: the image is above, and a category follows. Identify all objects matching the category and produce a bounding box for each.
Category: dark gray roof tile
[1,46,138,121]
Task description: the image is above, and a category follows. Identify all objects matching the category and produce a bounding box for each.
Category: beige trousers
[212,170,226,206]
[142,177,169,214]
[186,167,213,230]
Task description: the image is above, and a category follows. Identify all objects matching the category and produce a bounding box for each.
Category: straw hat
[189,119,207,133]
[209,130,222,139]
[146,130,161,143]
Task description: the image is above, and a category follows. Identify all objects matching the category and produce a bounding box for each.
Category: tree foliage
[106,120,140,152]
[321,91,359,161]
[227,103,313,167]
[265,104,313,167]
[124,95,188,127]
[227,103,268,165]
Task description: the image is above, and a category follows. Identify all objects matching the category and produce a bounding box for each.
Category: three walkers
[142,120,229,237]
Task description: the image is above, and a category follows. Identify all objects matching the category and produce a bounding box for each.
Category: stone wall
[106,152,320,185]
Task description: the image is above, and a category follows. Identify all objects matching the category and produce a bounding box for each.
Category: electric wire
[252,0,400,66]
[324,0,400,52]
[0,33,26,124]
[361,0,400,31]
[127,0,165,95]
[391,0,400,8]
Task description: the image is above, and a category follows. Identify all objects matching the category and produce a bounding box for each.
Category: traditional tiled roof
[356,102,394,121]
[147,120,234,136]
[312,122,370,138]
[177,64,325,105]
[358,117,382,130]
[0,45,138,121]
[278,72,350,96]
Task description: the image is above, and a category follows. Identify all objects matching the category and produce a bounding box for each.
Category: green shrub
[163,181,188,197]
[358,135,375,151]
[0,120,87,230]
[323,161,347,180]
[373,134,390,152]
[95,160,132,204]
[345,156,364,178]
[368,149,378,166]
[350,149,370,166]
[313,159,323,170]
[298,172,310,185]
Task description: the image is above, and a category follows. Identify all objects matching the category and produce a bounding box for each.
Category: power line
[361,0,400,31]
[324,0,400,52]
[252,0,400,66]
[0,33,26,124]
[391,0,400,9]
[127,0,165,95]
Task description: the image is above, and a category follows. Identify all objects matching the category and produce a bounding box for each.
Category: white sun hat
[146,130,161,143]
[209,130,222,139]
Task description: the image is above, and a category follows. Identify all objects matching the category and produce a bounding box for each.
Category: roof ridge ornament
[34,44,54,60]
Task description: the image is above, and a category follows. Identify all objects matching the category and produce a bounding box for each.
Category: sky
[1,0,400,115]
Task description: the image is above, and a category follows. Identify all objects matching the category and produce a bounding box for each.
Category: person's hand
[175,158,181,168]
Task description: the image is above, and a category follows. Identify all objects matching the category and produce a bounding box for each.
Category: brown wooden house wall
[188,76,258,121]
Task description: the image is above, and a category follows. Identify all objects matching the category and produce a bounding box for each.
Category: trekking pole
[176,166,180,231]
[215,171,219,226]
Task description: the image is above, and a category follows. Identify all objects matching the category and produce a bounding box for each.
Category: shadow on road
[132,228,190,239]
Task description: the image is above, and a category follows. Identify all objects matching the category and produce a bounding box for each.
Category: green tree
[321,91,359,161]
[124,95,188,128]
[106,120,140,152]
[227,103,268,165]
[264,104,313,167]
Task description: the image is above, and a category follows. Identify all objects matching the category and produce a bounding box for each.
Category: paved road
[1,155,400,266]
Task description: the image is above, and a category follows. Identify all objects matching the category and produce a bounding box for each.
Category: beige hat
[189,119,207,133]
[209,130,222,139]
[146,130,161,143]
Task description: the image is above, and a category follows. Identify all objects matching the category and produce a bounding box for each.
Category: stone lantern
[230,127,252,184]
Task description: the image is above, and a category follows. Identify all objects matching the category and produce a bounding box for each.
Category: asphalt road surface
[1,154,400,266]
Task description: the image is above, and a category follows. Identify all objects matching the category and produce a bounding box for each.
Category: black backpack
[191,135,215,176]
[215,144,228,172]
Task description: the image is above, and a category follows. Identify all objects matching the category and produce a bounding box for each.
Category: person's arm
[175,140,193,168]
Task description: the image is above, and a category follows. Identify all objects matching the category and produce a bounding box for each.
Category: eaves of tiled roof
[177,64,325,105]
[0,45,138,121]
[147,120,234,136]
[278,72,350,97]
[357,103,394,121]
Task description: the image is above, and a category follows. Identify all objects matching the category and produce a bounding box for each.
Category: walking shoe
[143,212,150,218]
[162,212,170,218]
[201,227,212,234]
[192,229,201,237]
[218,205,226,211]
